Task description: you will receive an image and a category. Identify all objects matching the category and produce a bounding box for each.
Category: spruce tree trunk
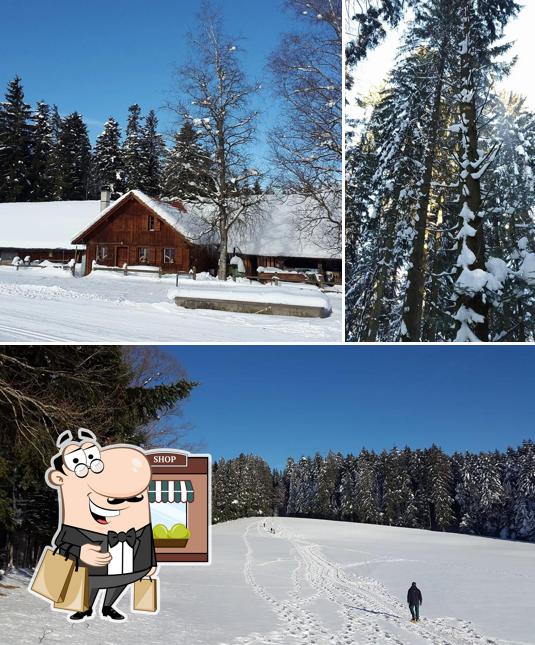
[366,189,401,341]
[454,7,489,341]
[422,206,444,340]
[402,41,448,341]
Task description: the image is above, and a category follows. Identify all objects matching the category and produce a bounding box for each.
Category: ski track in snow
[1,519,534,645]
[235,519,518,645]
[0,273,342,342]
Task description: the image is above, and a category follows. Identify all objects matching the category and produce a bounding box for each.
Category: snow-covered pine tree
[29,102,56,201]
[513,441,535,541]
[161,121,214,199]
[354,449,382,524]
[381,447,418,527]
[314,452,342,520]
[122,103,146,192]
[0,76,33,202]
[401,0,457,341]
[346,50,433,341]
[141,110,164,197]
[93,117,125,198]
[451,1,519,341]
[56,112,92,200]
[425,444,455,530]
[456,451,506,536]
[346,0,525,341]
[483,93,535,340]
[338,454,358,521]
[346,0,411,83]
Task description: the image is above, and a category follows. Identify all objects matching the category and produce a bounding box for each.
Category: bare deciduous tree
[168,3,265,279]
[269,0,342,253]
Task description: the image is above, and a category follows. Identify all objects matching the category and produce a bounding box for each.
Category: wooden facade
[72,193,216,276]
[234,253,342,281]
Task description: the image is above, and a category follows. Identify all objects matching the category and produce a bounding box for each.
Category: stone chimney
[100,186,111,211]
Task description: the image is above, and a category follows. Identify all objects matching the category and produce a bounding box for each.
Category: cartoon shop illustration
[29,429,211,622]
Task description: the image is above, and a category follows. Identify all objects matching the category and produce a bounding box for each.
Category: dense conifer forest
[345,0,535,341]
[212,443,535,543]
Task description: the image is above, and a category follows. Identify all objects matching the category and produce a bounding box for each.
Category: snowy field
[0,267,342,342]
[2,517,534,645]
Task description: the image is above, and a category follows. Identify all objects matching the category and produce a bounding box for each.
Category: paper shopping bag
[133,577,158,612]
[53,565,89,612]
[30,546,75,603]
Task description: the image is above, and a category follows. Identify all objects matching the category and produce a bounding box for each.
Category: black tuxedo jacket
[54,523,156,577]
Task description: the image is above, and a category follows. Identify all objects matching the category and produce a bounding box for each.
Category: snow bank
[168,282,331,310]
[0,268,341,341]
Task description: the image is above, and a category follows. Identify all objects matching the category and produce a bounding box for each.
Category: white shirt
[108,541,134,575]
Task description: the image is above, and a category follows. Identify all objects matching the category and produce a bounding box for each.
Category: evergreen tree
[93,117,125,198]
[161,121,214,199]
[29,101,56,201]
[123,103,146,191]
[425,445,455,530]
[56,112,92,200]
[141,110,164,196]
[513,441,535,540]
[0,345,195,569]
[354,449,382,524]
[346,0,524,342]
[0,76,33,201]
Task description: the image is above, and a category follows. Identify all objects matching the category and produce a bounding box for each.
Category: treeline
[345,0,535,341]
[212,442,535,542]
[0,345,195,570]
[0,76,222,203]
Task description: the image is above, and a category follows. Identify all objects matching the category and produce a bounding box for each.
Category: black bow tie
[108,528,137,548]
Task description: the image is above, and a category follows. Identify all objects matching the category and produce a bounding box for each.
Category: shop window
[149,480,193,546]
[147,450,210,564]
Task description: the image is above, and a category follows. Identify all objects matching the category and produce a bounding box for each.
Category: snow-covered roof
[0,200,100,250]
[72,190,210,244]
[0,191,341,259]
[187,194,341,259]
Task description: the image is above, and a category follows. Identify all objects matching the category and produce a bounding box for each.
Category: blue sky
[0,0,297,165]
[167,346,535,468]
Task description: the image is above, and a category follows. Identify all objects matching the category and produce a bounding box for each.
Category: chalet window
[138,247,149,264]
[147,215,160,231]
[96,245,109,261]
[163,248,176,264]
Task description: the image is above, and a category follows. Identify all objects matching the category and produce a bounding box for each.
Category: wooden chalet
[0,190,341,280]
[72,189,216,275]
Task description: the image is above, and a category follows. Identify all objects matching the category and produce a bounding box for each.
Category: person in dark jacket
[407,582,422,622]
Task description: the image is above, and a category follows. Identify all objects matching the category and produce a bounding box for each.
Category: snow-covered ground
[0,267,342,342]
[2,517,534,644]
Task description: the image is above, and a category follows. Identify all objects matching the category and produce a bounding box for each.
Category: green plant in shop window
[153,523,191,547]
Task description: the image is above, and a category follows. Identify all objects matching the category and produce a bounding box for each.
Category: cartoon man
[46,429,158,621]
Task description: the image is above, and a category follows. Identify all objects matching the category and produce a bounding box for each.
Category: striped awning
[149,479,194,503]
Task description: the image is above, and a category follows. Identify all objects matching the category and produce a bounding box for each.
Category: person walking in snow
[407,582,422,622]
